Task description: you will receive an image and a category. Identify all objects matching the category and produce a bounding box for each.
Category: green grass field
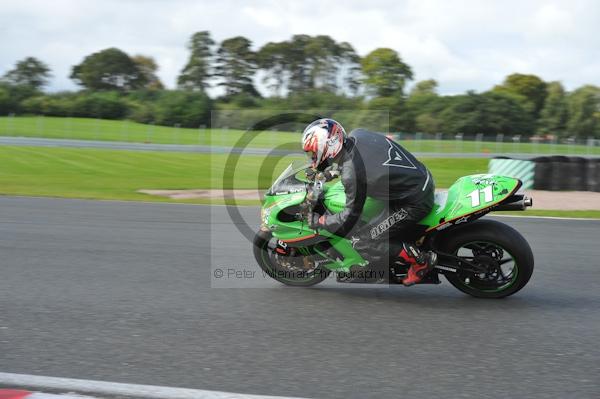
[1,116,599,155]
[0,116,297,148]
[495,210,600,218]
[0,145,487,202]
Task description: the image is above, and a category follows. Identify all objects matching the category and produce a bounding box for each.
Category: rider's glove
[309,213,326,230]
[323,169,340,182]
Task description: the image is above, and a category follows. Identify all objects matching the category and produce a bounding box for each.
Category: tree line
[1,31,599,138]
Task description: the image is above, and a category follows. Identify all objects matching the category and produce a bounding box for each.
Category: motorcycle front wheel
[253,231,331,287]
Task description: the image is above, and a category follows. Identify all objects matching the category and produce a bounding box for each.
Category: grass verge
[0,116,296,148]
[1,116,599,155]
[0,145,486,201]
[493,210,600,219]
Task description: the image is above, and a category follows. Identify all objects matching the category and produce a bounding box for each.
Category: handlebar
[301,166,339,225]
[299,169,327,224]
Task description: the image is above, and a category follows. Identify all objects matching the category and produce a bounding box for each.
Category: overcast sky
[1,0,598,95]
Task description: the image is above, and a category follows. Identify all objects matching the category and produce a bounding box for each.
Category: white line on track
[0,391,97,399]
[490,214,600,221]
[0,372,308,399]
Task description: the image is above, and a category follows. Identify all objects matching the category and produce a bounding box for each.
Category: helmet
[301,118,346,168]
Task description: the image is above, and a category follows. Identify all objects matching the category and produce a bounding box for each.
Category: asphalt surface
[1,197,599,398]
[0,136,284,155]
[4,136,598,159]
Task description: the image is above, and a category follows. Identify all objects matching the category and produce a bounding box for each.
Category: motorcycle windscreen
[266,161,311,196]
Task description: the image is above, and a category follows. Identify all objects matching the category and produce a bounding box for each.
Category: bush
[20,92,128,119]
[20,94,75,116]
[154,90,212,128]
[440,91,533,136]
[0,86,11,114]
[71,92,128,119]
[127,100,156,124]
[1,83,39,114]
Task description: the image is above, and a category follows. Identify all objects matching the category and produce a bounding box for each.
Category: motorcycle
[253,161,534,298]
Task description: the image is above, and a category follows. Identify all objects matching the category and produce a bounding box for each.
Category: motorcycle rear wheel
[438,219,534,298]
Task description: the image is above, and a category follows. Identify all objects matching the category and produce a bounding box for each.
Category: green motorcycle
[253,161,534,298]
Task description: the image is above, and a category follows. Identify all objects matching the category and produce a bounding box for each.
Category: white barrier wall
[488,159,535,190]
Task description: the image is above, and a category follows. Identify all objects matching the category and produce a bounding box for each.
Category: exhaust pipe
[494,195,533,211]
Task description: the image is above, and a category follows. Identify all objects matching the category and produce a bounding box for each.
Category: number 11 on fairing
[468,186,493,207]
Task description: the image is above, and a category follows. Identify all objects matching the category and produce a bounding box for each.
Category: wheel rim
[260,238,323,283]
[454,240,519,292]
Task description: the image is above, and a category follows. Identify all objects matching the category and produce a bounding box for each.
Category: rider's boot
[398,243,437,286]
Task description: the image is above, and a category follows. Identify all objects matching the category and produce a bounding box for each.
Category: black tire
[253,231,331,287]
[437,219,534,298]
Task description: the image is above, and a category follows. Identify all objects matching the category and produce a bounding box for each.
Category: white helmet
[301,118,346,168]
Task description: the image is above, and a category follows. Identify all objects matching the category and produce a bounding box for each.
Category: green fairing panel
[261,192,308,241]
[261,189,367,270]
[419,174,520,230]
[323,181,385,222]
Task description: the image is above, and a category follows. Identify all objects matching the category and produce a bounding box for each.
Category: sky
[1,0,599,95]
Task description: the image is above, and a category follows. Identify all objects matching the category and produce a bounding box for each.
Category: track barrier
[489,156,600,192]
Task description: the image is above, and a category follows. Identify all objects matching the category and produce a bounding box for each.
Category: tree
[0,85,11,113]
[415,112,444,134]
[285,34,314,93]
[214,36,258,97]
[479,91,534,135]
[338,41,362,96]
[132,55,164,90]
[154,90,212,127]
[440,91,533,136]
[566,85,600,138]
[304,35,360,93]
[257,41,289,97]
[402,79,441,132]
[304,35,338,91]
[360,48,413,97]
[177,31,215,91]
[257,35,361,96]
[493,73,547,118]
[0,81,39,113]
[2,57,51,90]
[537,81,568,136]
[410,79,438,96]
[357,95,404,132]
[70,48,146,91]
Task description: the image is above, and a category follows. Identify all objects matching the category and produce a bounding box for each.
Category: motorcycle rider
[302,118,437,285]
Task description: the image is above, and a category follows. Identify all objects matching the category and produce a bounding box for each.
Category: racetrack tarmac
[5,136,598,159]
[1,197,599,398]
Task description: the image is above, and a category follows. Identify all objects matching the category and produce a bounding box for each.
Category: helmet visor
[305,150,318,168]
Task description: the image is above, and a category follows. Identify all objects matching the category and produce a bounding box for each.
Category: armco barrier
[491,156,598,192]
[488,158,535,189]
